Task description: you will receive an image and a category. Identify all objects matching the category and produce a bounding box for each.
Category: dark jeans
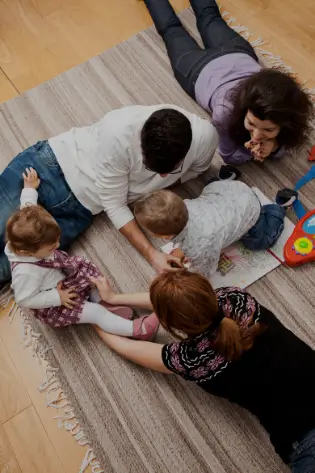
[290,429,315,473]
[0,141,93,285]
[143,0,258,97]
[241,204,286,251]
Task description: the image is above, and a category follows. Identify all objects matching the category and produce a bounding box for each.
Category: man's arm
[119,219,156,262]
[120,219,182,272]
[95,149,182,273]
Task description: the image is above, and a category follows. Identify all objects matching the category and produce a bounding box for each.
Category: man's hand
[119,219,184,273]
[57,281,78,309]
[149,249,184,273]
[23,167,41,189]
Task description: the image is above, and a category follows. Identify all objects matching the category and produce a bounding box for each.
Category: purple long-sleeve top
[195,53,285,165]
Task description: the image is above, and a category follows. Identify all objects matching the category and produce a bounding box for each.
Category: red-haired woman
[93,272,315,473]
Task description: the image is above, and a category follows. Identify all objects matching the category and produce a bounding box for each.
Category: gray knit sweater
[173,181,261,279]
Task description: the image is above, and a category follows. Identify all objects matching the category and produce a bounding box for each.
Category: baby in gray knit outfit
[134,180,262,279]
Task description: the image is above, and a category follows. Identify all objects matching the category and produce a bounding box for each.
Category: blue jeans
[0,141,93,285]
[241,204,286,251]
[290,429,315,473]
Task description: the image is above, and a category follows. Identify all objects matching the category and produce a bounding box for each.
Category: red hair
[150,271,265,361]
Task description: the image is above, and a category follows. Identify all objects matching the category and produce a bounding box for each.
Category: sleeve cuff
[109,207,135,230]
[47,289,62,307]
[20,188,38,207]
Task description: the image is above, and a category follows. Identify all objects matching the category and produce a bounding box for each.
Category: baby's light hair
[134,190,188,236]
[6,205,60,254]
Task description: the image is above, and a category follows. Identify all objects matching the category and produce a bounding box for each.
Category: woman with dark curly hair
[143,0,314,164]
[94,272,315,473]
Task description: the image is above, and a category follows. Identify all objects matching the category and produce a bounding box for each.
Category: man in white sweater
[0,104,218,285]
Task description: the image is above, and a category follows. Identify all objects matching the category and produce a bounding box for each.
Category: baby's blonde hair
[6,205,60,254]
[134,190,188,236]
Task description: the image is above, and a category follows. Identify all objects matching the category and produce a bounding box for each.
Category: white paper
[209,242,280,289]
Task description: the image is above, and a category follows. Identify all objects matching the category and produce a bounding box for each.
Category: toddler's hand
[170,248,191,269]
[90,276,116,303]
[57,281,78,309]
[150,249,183,273]
[170,247,185,261]
[23,167,40,189]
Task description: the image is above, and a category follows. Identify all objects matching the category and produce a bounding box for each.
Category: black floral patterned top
[162,287,315,463]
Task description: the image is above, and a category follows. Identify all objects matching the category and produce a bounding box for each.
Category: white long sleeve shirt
[49,104,218,229]
[6,188,64,309]
[173,181,261,279]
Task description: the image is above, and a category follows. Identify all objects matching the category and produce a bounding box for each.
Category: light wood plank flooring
[0,0,314,471]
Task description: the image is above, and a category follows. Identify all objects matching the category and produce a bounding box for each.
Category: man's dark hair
[141,109,193,174]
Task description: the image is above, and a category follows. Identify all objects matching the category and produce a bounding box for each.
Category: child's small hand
[57,281,78,309]
[90,276,116,303]
[170,247,191,268]
[170,247,185,261]
[23,167,40,189]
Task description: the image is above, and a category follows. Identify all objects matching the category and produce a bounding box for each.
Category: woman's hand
[91,277,152,310]
[57,282,78,309]
[246,139,278,162]
[254,139,279,161]
[94,326,171,373]
[23,167,41,189]
[90,276,117,304]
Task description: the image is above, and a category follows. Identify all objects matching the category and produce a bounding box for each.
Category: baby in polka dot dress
[5,168,159,340]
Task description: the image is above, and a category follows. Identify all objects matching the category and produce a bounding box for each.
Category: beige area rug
[2,8,315,473]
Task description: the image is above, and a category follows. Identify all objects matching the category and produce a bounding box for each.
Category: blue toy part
[293,200,307,220]
[302,215,315,234]
[293,166,315,220]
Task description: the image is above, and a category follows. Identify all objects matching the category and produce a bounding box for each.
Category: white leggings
[78,288,133,336]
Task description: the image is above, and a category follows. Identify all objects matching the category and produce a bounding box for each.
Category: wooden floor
[0,0,315,471]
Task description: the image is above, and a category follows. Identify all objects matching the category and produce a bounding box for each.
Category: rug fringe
[0,283,14,309]
[221,8,314,97]
[79,448,105,473]
[1,294,104,473]
[1,9,314,473]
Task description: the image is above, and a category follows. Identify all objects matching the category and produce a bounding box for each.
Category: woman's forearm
[110,292,153,311]
[95,327,171,373]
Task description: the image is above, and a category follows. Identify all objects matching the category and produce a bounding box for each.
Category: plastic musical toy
[284,166,315,266]
[284,209,315,266]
